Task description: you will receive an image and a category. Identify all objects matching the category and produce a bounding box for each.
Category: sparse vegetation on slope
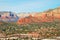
[0,19,60,38]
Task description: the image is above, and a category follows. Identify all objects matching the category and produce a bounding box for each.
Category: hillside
[0,19,60,38]
[17,7,60,24]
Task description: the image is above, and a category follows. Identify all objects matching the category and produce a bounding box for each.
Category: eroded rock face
[17,7,60,24]
[17,14,54,24]
[0,12,19,22]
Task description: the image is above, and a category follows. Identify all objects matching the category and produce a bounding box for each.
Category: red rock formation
[17,7,60,24]
[17,13,55,24]
[17,15,33,24]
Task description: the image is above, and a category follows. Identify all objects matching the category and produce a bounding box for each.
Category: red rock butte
[17,7,60,24]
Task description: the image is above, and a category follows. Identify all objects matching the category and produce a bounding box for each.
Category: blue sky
[0,0,60,13]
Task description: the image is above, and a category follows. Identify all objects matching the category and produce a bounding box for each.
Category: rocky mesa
[17,7,60,24]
